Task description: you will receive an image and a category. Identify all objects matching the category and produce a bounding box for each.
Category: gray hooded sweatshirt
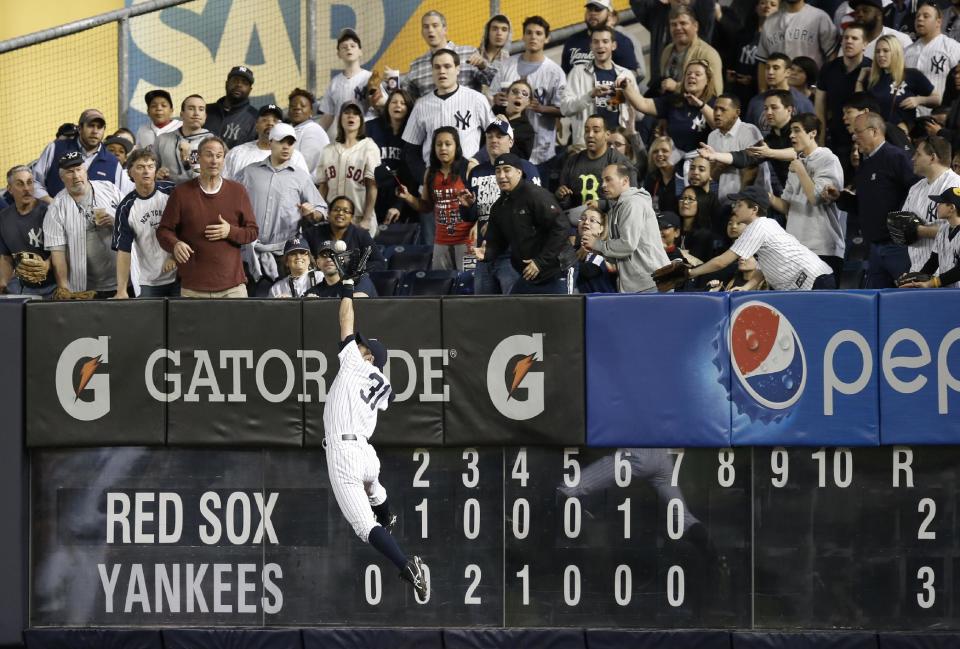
[592,186,670,293]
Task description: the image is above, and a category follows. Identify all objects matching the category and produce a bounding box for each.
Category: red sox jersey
[323,338,392,442]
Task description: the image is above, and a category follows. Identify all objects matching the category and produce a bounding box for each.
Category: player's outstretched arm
[339,291,355,341]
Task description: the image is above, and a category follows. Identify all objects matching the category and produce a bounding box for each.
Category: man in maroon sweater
[157,136,258,297]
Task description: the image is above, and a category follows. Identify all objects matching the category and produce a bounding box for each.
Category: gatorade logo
[56,336,110,421]
[487,333,545,420]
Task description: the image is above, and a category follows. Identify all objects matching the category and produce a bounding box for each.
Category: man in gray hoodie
[582,163,669,292]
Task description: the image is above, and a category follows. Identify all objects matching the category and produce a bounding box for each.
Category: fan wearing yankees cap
[135,90,182,150]
[898,186,960,288]
[155,95,212,185]
[475,153,574,294]
[223,104,310,180]
[267,236,325,298]
[205,65,259,149]
[32,108,131,202]
[236,123,327,295]
[43,150,123,299]
[303,239,377,298]
[668,185,836,290]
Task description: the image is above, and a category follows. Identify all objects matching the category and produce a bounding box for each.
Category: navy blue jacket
[44,138,123,197]
[837,142,919,243]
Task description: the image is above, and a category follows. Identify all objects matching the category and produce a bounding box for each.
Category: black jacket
[484,180,571,282]
[205,97,258,149]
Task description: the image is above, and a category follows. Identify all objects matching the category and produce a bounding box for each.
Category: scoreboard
[29,446,960,628]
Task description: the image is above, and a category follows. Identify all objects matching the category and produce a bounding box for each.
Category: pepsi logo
[730,302,807,411]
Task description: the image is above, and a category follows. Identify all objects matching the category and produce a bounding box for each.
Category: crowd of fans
[2,0,959,299]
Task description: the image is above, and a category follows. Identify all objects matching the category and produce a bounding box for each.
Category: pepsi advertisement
[878,290,960,445]
[586,294,731,447]
[728,292,880,446]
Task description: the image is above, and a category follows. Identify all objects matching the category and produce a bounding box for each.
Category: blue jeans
[475,255,520,294]
[866,243,910,289]
[419,212,436,247]
[139,280,180,297]
[6,278,56,298]
[510,273,570,295]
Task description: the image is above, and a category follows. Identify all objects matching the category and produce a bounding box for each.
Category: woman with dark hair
[317,101,382,238]
[398,127,478,270]
[288,87,329,173]
[498,79,536,159]
[366,88,417,225]
[643,135,678,213]
[788,56,818,101]
[677,185,721,262]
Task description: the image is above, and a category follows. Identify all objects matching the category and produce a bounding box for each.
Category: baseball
[333,240,347,253]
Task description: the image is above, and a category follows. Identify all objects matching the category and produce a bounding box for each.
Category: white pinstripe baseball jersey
[324,338,392,442]
[901,169,960,271]
[402,86,495,164]
[932,221,960,288]
[731,216,832,290]
[905,35,960,116]
[44,180,122,292]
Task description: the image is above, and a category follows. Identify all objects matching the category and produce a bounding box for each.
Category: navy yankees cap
[56,123,78,138]
[850,0,882,9]
[337,28,361,49]
[928,186,960,209]
[283,237,310,256]
[658,211,681,230]
[493,152,524,171]
[355,332,387,371]
[144,89,173,107]
[727,185,770,211]
[486,117,514,139]
[228,65,254,84]
[58,151,84,169]
[258,103,283,119]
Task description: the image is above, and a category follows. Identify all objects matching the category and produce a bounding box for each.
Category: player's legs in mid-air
[326,440,428,598]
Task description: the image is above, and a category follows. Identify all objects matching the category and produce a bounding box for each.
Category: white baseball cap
[586,0,614,10]
[269,123,297,142]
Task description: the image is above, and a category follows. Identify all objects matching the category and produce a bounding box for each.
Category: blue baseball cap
[355,332,387,371]
[283,236,310,255]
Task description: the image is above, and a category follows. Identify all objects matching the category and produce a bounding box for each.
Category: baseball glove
[652,259,692,292]
[896,272,932,287]
[14,251,49,285]
[887,211,923,246]
[52,287,96,300]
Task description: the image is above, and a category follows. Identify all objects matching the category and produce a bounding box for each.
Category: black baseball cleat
[400,556,429,599]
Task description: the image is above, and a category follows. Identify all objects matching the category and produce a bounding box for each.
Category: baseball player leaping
[324,276,429,600]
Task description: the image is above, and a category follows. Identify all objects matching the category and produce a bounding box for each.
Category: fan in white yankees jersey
[402,48,495,167]
[686,184,835,290]
[316,29,384,142]
[489,16,566,164]
[112,148,178,298]
[899,185,960,288]
[900,136,960,270]
[323,290,428,599]
[905,4,960,117]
